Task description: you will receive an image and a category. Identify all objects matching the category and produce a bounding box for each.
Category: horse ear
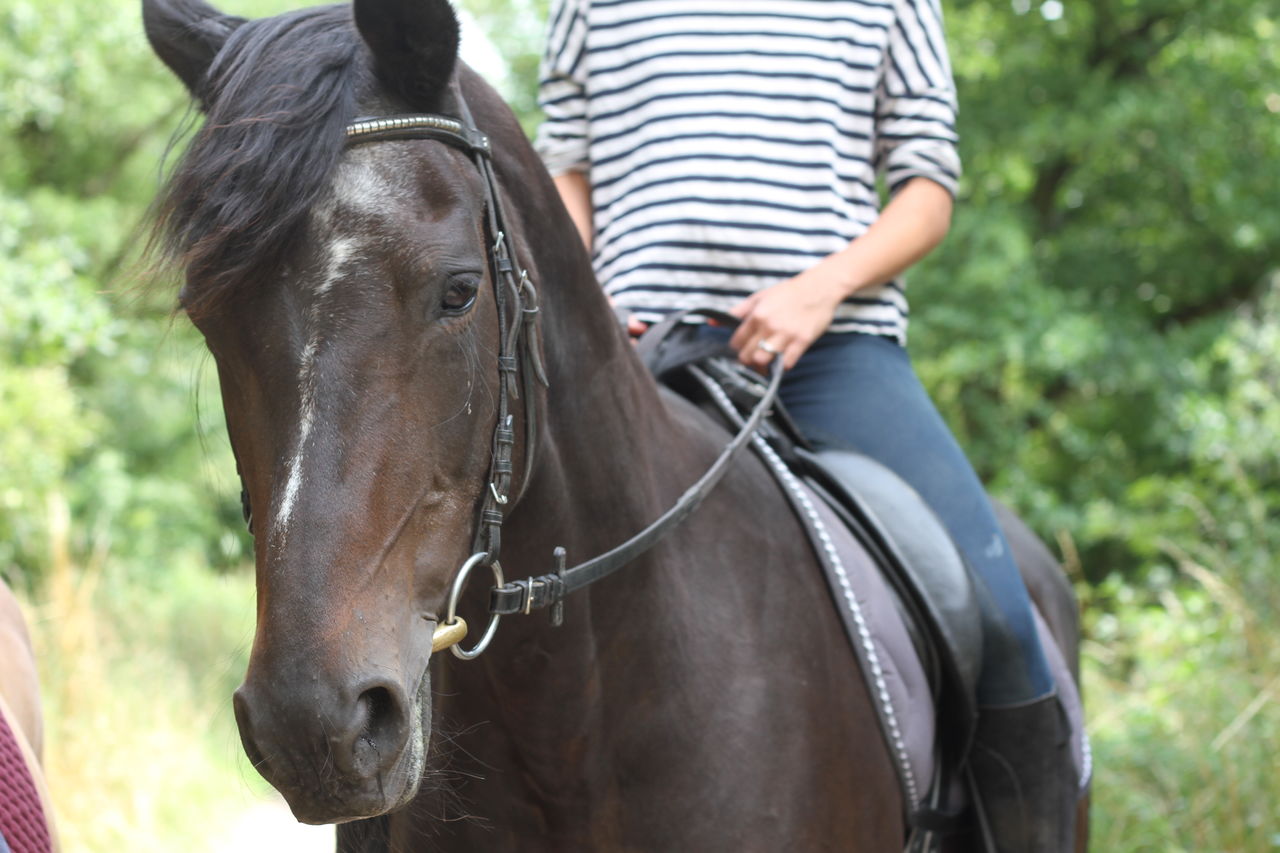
[353,0,460,112]
[142,0,246,99]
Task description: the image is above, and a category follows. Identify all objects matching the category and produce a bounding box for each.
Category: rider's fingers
[782,340,804,371]
[728,292,760,319]
[744,334,783,372]
[728,315,757,353]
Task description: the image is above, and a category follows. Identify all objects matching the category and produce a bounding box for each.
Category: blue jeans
[720,329,1055,704]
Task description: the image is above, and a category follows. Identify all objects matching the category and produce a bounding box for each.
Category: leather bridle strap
[490,335,784,618]
[345,107,547,567]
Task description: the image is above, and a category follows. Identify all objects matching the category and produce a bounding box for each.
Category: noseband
[242,90,783,659]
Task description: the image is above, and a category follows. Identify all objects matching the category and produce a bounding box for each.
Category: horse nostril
[349,684,409,779]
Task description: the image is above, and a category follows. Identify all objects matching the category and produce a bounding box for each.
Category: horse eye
[442,277,479,314]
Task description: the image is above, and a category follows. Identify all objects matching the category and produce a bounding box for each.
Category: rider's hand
[627,315,648,339]
[728,256,849,371]
[610,298,649,340]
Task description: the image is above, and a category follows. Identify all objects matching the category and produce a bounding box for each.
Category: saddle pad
[0,710,51,853]
[753,435,1092,820]
[803,469,938,807]
[751,436,936,810]
[671,353,1090,818]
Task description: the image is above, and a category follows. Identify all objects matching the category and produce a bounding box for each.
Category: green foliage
[0,0,258,587]
[910,0,1280,582]
[458,0,550,132]
[908,5,1280,845]
[31,562,298,852]
[1,0,1276,846]
[1082,526,1280,849]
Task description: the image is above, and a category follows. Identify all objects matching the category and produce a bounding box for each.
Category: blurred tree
[458,0,549,131]
[0,0,264,585]
[909,0,1280,583]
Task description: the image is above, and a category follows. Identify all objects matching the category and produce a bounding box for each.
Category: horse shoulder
[598,392,904,848]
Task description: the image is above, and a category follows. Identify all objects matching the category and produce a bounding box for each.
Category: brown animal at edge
[0,579,59,852]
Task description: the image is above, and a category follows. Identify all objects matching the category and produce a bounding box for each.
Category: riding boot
[968,692,1077,853]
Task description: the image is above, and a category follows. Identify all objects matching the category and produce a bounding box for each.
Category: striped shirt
[535,0,960,342]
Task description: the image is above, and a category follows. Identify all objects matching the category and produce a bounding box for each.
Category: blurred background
[0,0,1276,849]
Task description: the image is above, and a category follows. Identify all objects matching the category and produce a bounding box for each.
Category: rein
[335,98,783,659]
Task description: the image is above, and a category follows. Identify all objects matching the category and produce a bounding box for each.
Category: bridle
[343,98,546,658]
[347,105,546,547]
[242,86,783,659]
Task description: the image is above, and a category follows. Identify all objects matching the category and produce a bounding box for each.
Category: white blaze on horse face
[273,236,358,550]
[326,151,400,220]
[271,155,403,551]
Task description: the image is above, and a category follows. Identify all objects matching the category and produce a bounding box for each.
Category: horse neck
[482,103,688,568]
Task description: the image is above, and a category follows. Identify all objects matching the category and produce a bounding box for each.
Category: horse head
[144,0,541,823]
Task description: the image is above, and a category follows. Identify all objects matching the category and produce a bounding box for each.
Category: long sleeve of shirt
[536,0,591,176]
[875,0,961,196]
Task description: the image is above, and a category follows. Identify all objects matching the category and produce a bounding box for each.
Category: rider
[535,0,1076,848]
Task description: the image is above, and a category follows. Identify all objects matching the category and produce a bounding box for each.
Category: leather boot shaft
[969,693,1079,852]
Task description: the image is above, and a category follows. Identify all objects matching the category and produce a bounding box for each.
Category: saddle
[636,313,1086,848]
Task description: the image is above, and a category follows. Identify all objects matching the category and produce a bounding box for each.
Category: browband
[345,114,491,155]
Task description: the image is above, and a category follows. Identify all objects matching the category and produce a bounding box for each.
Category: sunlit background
[1,0,1277,849]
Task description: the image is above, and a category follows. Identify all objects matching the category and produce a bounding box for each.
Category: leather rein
[262,94,785,659]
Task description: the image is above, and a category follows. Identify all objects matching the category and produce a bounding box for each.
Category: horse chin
[399,662,435,807]
[285,666,434,826]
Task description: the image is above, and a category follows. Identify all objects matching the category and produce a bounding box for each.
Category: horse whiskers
[428,716,497,773]
[243,744,282,776]
[314,711,339,786]
[407,713,492,832]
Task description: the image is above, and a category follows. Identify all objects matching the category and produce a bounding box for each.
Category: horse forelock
[149,3,453,319]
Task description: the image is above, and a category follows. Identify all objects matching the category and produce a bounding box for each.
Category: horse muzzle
[232,656,433,824]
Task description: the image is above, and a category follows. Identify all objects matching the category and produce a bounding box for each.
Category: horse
[141,0,1085,848]
[0,578,58,853]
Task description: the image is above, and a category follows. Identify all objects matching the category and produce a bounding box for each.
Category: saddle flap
[797,449,983,754]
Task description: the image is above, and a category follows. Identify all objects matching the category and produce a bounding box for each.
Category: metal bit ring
[439,551,504,660]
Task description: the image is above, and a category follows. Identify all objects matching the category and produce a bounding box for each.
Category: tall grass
[1080,492,1280,851]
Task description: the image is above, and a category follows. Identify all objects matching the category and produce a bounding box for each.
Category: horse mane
[148,3,452,319]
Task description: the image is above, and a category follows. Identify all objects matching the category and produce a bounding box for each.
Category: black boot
[968,692,1078,852]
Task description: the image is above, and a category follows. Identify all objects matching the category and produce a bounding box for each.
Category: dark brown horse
[142,0,1084,849]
